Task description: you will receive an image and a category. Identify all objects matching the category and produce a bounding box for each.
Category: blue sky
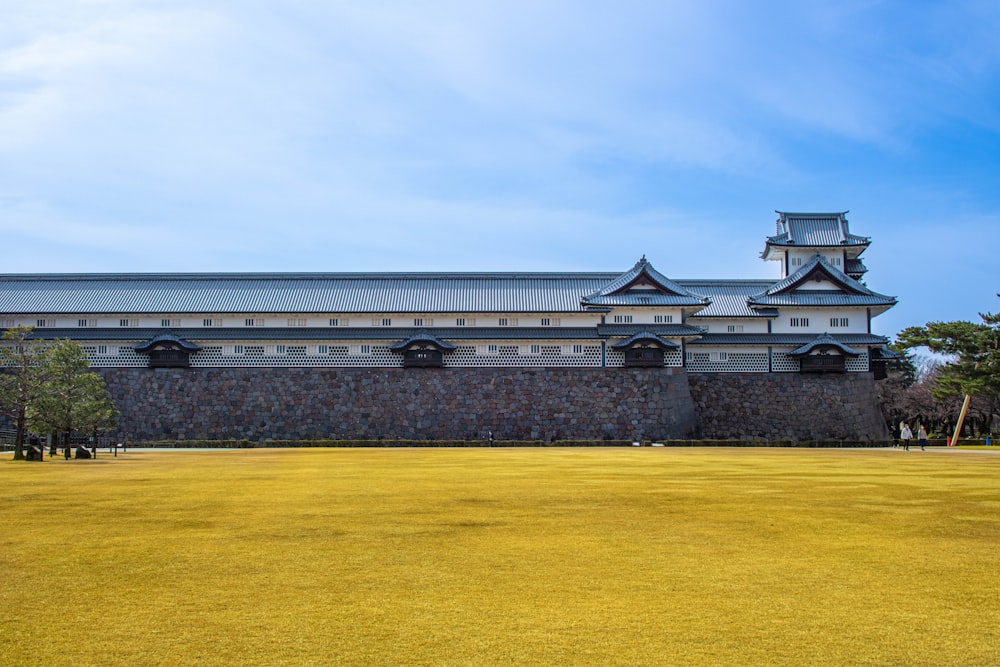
[1,1,998,338]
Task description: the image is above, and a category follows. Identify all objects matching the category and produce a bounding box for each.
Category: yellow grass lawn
[1,447,998,666]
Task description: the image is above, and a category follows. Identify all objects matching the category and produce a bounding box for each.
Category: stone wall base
[688,372,890,441]
[97,367,698,442]
[94,368,888,443]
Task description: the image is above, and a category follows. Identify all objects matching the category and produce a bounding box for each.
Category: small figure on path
[900,423,913,451]
[918,425,927,451]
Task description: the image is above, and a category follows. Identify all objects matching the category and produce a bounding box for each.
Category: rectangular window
[97,345,108,355]
[120,319,132,327]
[498,318,508,326]
[540,318,551,326]
[78,319,91,327]
[456,318,466,326]
[203,318,214,327]
[287,318,307,327]
[654,315,674,323]
[382,318,392,327]
[530,345,541,354]
[790,317,810,327]
[613,315,633,324]
[790,257,803,266]
[36,319,48,328]
[329,318,347,327]
[413,318,423,327]
[727,324,744,333]
[161,318,175,327]
[245,318,258,327]
[317,345,328,354]
[832,257,842,266]
[349,344,372,356]
[830,317,849,327]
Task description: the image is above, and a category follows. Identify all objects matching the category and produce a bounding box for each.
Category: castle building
[1,212,894,375]
[0,212,897,442]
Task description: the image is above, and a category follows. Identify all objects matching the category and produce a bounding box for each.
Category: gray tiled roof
[844,258,867,276]
[25,326,610,342]
[610,332,679,350]
[680,280,776,318]
[748,255,895,310]
[581,257,709,308]
[0,272,632,315]
[767,212,870,247]
[388,332,457,352]
[597,323,704,337]
[134,332,202,352]
[0,252,893,321]
[688,333,889,346]
[789,333,862,356]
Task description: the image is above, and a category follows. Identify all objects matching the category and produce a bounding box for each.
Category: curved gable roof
[388,332,457,352]
[789,333,862,357]
[134,332,202,353]
[609,331,679,350]
[748,254,896,310]
[581,257,710,309]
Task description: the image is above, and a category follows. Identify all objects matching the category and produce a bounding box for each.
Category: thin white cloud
[0,0,997,336]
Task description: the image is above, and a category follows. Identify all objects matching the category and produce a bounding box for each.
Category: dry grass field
[2,447,998,666]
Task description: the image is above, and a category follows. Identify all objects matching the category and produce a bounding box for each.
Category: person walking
[901,423,913,451]
[918,425,927,451]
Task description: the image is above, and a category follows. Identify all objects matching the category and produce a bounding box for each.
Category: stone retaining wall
[688,372,889,441]
[95,368,889,443]
[97,367,697,442]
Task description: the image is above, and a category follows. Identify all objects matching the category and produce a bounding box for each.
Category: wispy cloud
[0,1,997,330]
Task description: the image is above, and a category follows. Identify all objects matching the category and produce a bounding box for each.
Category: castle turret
[761,211,870,280]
